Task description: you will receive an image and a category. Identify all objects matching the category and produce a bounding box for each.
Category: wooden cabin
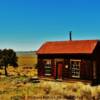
[37,40,100,85]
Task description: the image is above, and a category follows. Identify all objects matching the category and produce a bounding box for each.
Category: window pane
[45,64,51,76]
[43,59,52,76]
[71,60,81,78]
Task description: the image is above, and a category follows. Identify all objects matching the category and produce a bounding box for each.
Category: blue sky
[0,0,100,51]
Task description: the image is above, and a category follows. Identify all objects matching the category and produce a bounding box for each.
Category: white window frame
[70,59,81,78]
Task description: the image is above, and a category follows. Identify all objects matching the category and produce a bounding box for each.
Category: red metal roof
[37,40,98,54]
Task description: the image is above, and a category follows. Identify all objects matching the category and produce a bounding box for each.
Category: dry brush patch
[0,77,100,100]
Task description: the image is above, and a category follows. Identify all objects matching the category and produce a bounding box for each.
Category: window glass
[70,60,81,78]
[44,59,51,76]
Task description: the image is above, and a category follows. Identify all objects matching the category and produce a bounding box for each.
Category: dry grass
[17,54,37,67]
[0,76,100,100]
[0,55,100,100]
[0,66,100,100]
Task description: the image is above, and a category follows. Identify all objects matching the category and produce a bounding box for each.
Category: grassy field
[0,67,100,100]
[18,56,37,66]
[0,76,100,100]
[17,51,37,68]
[0,51,100,100]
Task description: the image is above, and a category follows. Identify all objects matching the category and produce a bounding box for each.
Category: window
[44,60,51,76]
[70,60,81,78]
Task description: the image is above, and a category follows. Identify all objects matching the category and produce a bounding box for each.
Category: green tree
[1,49,18,76]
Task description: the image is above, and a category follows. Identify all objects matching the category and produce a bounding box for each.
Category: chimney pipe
[69,31,72,40]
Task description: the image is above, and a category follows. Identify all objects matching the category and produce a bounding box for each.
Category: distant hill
[16,51,37,57]
[16,51,37,67]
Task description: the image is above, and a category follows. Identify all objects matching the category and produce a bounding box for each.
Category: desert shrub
[11,95,23,100]
[1,76,100,100]
[79,84,92,100]
[50,82,63,95]
[40,81,52,94]
[93,86,100,100]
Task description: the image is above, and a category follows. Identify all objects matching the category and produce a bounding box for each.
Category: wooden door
[56,62,63,79]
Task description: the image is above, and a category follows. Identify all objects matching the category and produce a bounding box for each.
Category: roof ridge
[45,39,98,43]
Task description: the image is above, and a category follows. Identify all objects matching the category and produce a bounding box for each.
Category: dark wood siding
[37,53,94,81]
[51,59,55,78]
[80,60,93,80]
[38,58,44,77]
[94,42,100,83]
[62,59,70,79]
[91,42,100,84]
